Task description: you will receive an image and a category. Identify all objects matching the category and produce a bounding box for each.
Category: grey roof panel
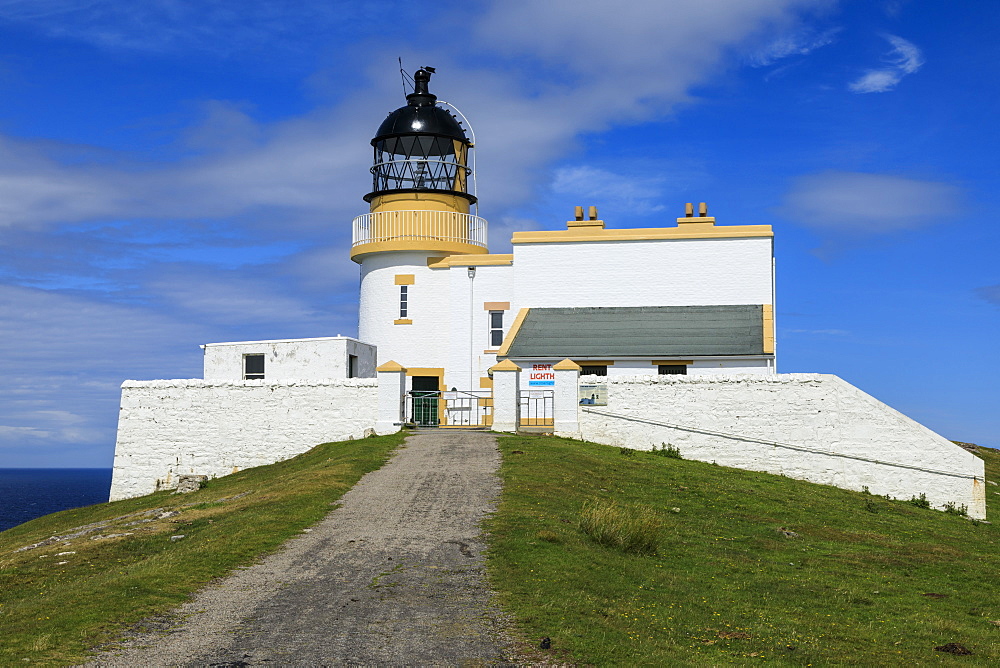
[504,305,765,358]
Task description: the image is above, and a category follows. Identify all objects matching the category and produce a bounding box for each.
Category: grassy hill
[487,436,1000,665]
[0,433,405,665]
[1,431,997,665]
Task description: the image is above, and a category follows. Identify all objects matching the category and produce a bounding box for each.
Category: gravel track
[86,430,514,667]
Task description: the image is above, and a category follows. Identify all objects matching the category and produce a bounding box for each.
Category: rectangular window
[580,365,608,376]
[658,364,687,375]
[348,354,358,378]
[489,310,504,347]
[244,354,265,380]
[399,285,408,318]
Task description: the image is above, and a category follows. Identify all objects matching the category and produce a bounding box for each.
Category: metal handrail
[352,210,488,248]
[580,406,982,481]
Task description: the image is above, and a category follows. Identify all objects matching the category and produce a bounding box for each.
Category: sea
[0,469,113,533]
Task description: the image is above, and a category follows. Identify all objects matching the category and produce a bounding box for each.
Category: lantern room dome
[372,68,469,144]
[373,99,468,144]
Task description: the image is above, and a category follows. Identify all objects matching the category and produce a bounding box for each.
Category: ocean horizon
[0,468,113,533]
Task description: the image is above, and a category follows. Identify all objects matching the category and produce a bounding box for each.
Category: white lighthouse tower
[351,68,489,393]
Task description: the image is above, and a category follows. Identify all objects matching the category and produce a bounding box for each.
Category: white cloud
[780,171,959,234]
[0,284,210,457]
[551,166,667,215]
[0,105,375,232]
[882,0,910,18]
[145,268,323,326]
[848,34,923,93]
[0,0,827,243]
[0,1,414,57]
[0,425,51,440]
[0,0,834,235]
[746,27,839,67]
[484,216,543,253]
[976,285,1000,307]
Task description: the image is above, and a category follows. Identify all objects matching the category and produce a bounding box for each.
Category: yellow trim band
[497,307,529,357]
[427,254,514,268]
[762,304,775,354]
[394,318,412,325]
[511,225,772,244]
[394,274,415,285]
[574,360,615,366]
[351,240,489,262]
[483,301,510,311]
[651,360,694,366]
[405,367,445,378]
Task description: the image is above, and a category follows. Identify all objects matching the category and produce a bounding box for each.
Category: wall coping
[121,378,379,389]
[201,335,370,348]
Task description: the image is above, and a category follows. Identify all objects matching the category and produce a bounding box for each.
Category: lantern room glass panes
[372,136,469,194]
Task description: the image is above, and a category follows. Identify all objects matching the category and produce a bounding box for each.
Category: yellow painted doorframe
[406,368,446,425]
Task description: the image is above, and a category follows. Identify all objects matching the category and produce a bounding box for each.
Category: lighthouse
[352,68,490,392]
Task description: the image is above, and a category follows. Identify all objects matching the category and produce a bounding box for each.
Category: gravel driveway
[87,430,514,666]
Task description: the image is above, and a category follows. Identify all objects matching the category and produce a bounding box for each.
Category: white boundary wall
[110,379,378,500]
[576,374,986,519]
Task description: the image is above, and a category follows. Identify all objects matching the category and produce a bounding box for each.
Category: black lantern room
[364,68,476,204]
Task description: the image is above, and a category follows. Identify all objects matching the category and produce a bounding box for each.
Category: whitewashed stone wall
[110,379,378,501]
[576,374,986,519]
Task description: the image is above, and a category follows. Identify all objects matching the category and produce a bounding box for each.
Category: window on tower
[399,285,408,318]
[489,311,504,347]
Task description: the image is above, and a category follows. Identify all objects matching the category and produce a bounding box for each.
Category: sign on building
[529,363,555,386]
[579,383,607,406]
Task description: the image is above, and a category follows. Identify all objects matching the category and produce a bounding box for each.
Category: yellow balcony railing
[351,210,488,249]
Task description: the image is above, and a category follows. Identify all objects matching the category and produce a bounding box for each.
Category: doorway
[409,376,440,426]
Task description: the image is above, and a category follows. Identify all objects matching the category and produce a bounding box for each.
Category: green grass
[0,433,404,666]
[579,499,662,556]
[5,430,998,666]
[486,436,1000,666]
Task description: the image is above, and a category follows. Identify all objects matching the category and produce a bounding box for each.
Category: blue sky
[0,0,997,467]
